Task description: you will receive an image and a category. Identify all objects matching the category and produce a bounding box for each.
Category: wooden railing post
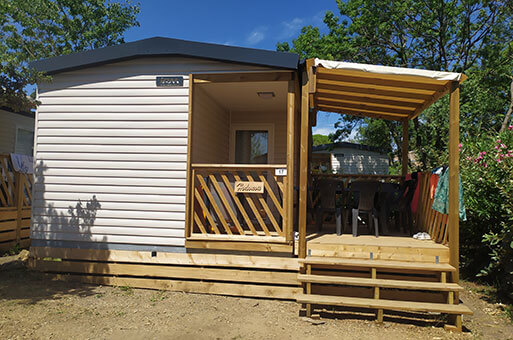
[14,172,23,244]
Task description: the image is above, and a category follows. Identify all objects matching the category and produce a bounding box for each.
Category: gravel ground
[0,255,512,340]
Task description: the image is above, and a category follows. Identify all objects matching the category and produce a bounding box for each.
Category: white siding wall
[322,147,388,175]
[32,57,272,249]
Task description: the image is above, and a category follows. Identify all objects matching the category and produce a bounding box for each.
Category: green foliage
[0,0,140,111]
[278,0,513,169]
[460,127,513,299]
[312,134,332,146]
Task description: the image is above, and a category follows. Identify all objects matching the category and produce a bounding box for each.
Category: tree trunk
[499,77,513,133]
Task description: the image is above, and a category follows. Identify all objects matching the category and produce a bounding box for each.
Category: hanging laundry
[429,173,439,199]
[432,167,466,220]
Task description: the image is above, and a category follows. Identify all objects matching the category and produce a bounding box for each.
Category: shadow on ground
[0,264,98,305]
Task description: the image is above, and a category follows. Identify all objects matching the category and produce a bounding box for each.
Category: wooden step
[297,294,473,315]
[301,257,455,272]
[297,274,464,292]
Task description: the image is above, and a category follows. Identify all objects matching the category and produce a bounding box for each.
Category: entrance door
[230,124,274,164]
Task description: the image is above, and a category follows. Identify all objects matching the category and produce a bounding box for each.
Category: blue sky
[123,0,343,137]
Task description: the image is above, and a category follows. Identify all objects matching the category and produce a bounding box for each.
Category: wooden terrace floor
[296,231,449,263]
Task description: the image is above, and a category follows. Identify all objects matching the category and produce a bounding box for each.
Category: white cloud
[279,17,304,39]
[246,26,267,45]
[312,127,336,135]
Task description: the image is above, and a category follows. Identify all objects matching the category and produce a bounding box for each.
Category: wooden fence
[188,164,290,243]
[415,171,449,244]
[0,154,33,252]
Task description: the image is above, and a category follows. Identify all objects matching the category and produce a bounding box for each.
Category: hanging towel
[10,153,33,174]
[429,173,439,199]
[432,168,466,220]
[411,172,421,214]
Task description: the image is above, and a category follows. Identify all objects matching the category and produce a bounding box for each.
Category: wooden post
[305,263,312,317]
[402,120,409,177]
[14,172,23,244]
[185,74,194,239]
[298,62,312,259]
[448,81,460,284]
[286,79,295,243]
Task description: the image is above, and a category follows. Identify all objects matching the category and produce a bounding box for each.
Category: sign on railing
[234,181,264,194]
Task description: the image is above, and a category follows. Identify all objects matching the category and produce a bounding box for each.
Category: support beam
[448,81,460,283]
[185,74,194,239]
[286,80,295,243]
[298,62,312,259]
[402,120,409,177]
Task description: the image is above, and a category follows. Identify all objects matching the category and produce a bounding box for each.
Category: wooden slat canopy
[309,59,466,121]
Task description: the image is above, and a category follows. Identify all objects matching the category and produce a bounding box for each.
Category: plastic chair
[315,179,344,235]
[390,179,417,235]
[350,181,379,237]
[376,182,400,234]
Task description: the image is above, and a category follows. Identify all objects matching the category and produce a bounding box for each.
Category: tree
[312,134,332,146]
[278,0,513,169]
[0,0,140,111]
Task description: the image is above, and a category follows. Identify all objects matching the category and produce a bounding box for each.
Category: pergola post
[401,120,409,177]
[298,64,311,259]
[286,79,295,243]
[448,81,460,283]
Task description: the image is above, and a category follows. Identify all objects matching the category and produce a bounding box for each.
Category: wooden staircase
[297,256,472,331]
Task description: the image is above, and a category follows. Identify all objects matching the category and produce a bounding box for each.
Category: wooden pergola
[298,58,467,282]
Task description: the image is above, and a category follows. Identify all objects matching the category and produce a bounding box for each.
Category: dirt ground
[1,255,512,340]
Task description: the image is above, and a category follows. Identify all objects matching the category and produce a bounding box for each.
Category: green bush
[460,126,513,300]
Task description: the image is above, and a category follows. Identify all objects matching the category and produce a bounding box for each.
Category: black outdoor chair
[376,182,401,234]
[350,181,380,237]
[389,179,417,235]
[315,179,344,235]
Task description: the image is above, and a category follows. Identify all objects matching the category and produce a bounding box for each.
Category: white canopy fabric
[314,58,463,82]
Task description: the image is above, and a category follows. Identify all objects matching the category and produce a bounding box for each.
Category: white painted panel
[33,192,185,204]
[33,217,184,229]
[37,144,187,154]
[32,225,185,237]
[36,128,188,137]
[40,96,188,105]
[30,232,185,246]
[36,152,187,162]
[40,88,190,97]
[38,160,186,170]
[39,79,190,91]
[39,176,186,187]
[38,105,189,113]
[36,168,185,179]
[38,113,189,121]
[37,121,188,129]
[32,207,185,220]
[34,184,186,196]
[37,137,188,146]
[34,201,185,212]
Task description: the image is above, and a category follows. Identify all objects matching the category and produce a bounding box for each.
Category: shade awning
[311,58,466,121]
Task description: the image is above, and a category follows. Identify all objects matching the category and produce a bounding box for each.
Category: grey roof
[30,37,300,74]
[1,106,34,119]
[312,142,385,154]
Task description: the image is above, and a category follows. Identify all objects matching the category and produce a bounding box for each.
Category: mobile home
[29,37,471,330]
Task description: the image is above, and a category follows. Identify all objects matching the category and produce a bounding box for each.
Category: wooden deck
[300,233,449,264]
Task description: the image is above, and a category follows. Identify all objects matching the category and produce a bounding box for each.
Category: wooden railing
[0,154,33,252]
[415,172,449,244]
[188,164,290,242]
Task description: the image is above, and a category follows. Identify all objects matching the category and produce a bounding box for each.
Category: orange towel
[430,174,439,199]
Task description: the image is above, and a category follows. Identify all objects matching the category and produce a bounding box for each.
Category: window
[15,128,34,156]
[235,130,268,164]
